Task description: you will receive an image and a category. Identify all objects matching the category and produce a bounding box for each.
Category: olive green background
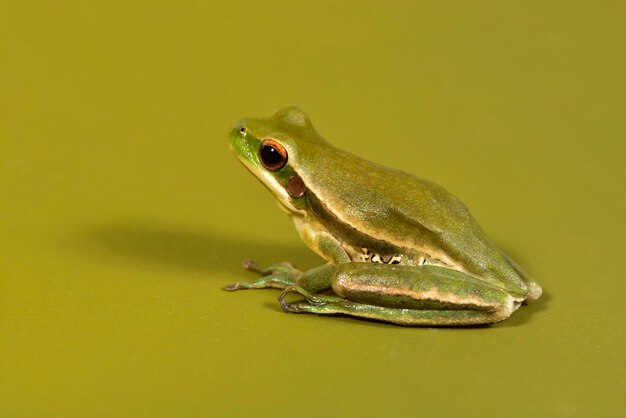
[2,1,624,417]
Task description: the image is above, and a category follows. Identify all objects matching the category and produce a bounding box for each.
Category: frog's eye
[259,139,288,171]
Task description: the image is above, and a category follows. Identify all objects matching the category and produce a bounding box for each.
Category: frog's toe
[242,259,263,273]
[279,287,301,312]
[224,271,299,292]
[223,282,244,291]
[241,259,299,276]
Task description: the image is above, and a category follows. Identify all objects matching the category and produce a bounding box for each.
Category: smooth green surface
[1,1,624,417]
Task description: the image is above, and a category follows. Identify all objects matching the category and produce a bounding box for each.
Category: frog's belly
[343,243,452,269]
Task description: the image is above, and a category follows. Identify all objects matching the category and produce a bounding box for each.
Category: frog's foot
[224,260,302,291]
[278,286,345,312]
[241,259,297,276]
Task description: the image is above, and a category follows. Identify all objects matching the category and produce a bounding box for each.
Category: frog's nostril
[239,126,247,134]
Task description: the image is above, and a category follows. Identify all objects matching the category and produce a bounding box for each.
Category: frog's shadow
[84,222,322,274]
[85,222,550,329]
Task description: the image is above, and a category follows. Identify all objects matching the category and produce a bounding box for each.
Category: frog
[224,106,543,326]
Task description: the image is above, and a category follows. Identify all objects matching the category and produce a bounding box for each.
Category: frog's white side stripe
[307,186,468,276]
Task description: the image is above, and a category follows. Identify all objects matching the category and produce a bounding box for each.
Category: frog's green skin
[225,106,542,326]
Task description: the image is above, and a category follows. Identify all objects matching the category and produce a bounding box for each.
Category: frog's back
[299,144,529,297]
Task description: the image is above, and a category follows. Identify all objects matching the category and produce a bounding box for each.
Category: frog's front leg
[280,264,522,326]
[224,260,337,293]
[224,259,303,291]
[225,221,349,292]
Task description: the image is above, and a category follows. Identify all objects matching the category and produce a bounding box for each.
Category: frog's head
[228,106,325,215]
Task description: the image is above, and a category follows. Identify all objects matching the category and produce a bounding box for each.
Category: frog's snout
[228,124,246,150]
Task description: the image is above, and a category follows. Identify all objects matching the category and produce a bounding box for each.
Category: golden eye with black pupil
[259,139,287,171]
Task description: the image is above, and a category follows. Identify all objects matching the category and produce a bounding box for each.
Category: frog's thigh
[327,264,517,326]
[296,263,335,293]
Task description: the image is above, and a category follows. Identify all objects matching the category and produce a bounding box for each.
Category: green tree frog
[225,106,542,326]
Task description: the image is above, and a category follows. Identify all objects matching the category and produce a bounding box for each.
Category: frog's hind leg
[280,293,514,326]
[280,264,520,326]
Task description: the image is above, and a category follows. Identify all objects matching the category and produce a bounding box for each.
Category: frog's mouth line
[235,154,306,217]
